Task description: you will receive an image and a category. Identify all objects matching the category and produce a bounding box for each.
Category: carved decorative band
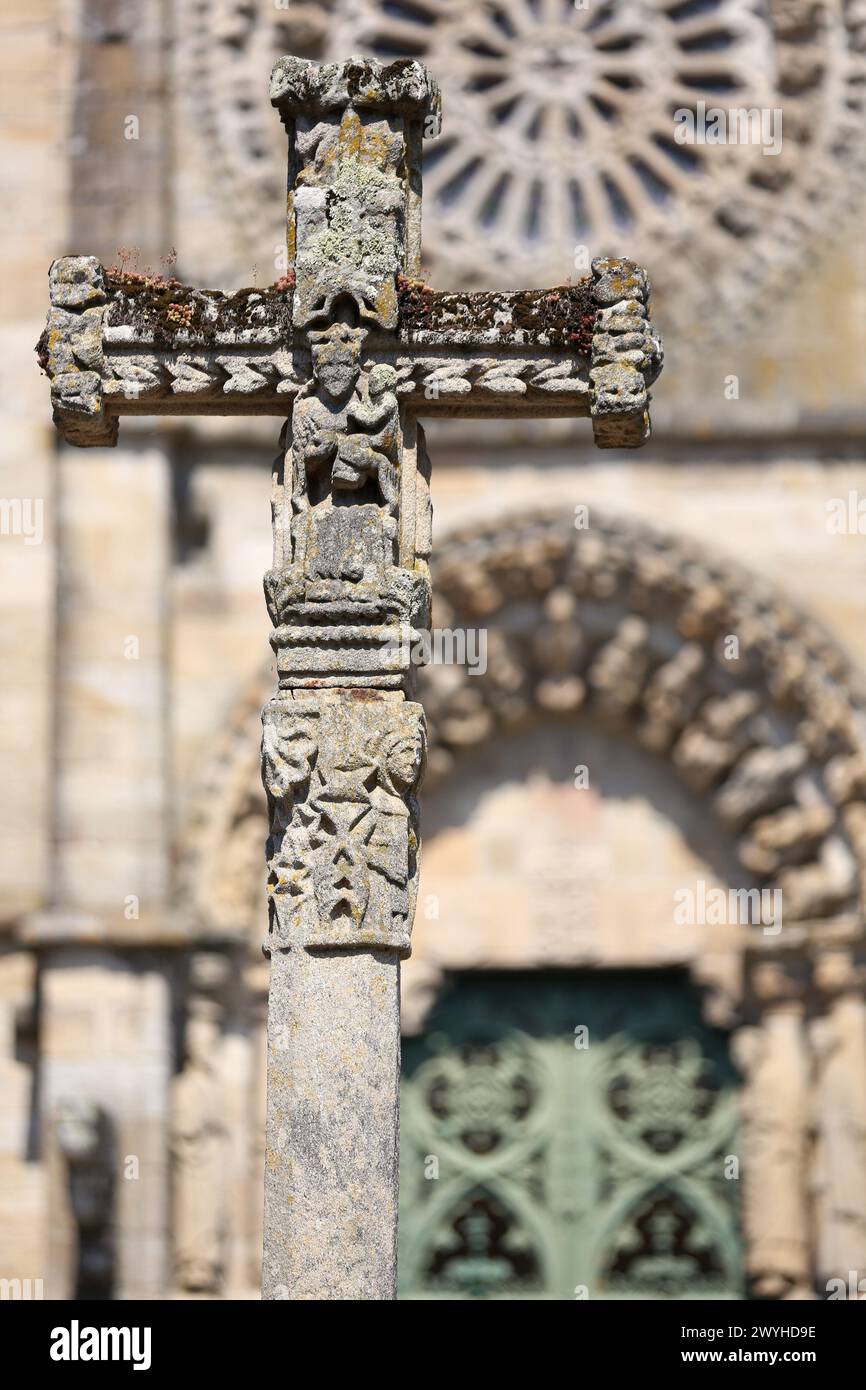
[271,622,428,689]
[40,258,662,447]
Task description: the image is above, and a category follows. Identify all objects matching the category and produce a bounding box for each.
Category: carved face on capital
[310,324,366,400]
[282,726,318,786]
[381,728,425,795]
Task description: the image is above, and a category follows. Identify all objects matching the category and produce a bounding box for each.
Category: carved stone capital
[270,55,442,123]
[262,694,425,956]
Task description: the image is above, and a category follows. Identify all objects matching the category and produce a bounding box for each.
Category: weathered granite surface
[38,257,662,442]
[263,945,401,1300]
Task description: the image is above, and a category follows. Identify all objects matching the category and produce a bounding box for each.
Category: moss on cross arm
[396,275,596,353]
[103,269,295,347]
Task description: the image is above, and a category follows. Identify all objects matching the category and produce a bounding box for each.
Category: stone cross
[39,55,662,1300]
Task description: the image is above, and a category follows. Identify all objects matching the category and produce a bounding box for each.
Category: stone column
[737,960,812,1299]
[0,7,62,927]
[261,696,425,1300]
[31,440,176,1298]
[811,949,866,1294]
[264,947,403,1299]
[67,0,169,269]
[249,970,268,1293]
[52,442,171,917]
[31,0,175,1297]
[261,58,438,1300]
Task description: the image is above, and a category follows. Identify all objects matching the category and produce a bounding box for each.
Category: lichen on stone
[103,270,293,347]
[397,276,596,353]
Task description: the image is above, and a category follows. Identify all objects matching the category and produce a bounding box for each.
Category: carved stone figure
[286,335,401,590]
[735,963,812,1299]
[340,363,400,511]
[171,999,228,1294]
[54,1099,115,1300]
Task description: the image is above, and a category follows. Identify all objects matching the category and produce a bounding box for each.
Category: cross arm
[38,254,662,449]
[396,262,662,443]
[36,256,305,446]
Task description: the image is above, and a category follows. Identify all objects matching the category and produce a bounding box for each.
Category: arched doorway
[178,507,866,1299]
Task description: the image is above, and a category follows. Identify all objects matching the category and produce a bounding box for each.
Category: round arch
[178,505,866,1298]
[180,505,866,969]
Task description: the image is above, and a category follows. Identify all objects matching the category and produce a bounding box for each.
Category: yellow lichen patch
[339,109,364,160]
[286,192,296,263]
[357,124,398,170]
[376,280,398,328]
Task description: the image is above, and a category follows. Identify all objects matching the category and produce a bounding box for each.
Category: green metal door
[399,972,742,1300]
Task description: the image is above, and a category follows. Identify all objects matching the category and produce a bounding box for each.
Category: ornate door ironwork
[399,972,742,1300]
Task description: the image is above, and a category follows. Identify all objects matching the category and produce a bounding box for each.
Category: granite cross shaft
[39,54,662,1300]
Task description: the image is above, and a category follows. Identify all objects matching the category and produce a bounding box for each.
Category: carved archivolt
[176,0,866,340]
[178,505,866,1298]
[180,506,866,946]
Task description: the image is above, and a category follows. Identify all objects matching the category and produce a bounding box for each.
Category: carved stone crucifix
[39,55,662,1300]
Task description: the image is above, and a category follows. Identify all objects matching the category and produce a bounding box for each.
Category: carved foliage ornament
[261,697,425,954]
[39,255,661,449]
